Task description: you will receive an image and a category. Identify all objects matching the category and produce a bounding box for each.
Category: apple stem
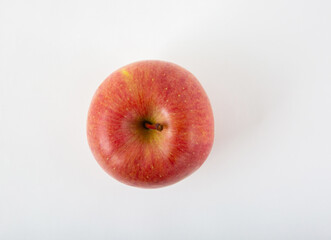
[144,122,163,132]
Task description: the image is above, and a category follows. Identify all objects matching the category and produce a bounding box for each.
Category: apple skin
[87,60,214,188]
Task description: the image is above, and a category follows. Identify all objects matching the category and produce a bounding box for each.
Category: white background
[1,0,331,239]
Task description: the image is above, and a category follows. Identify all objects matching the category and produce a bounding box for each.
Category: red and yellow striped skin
[87,60,214,188]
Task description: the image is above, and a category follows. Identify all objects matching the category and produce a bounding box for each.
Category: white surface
[1,0,331,239]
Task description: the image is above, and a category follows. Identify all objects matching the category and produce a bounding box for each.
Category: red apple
[87,60,214,188]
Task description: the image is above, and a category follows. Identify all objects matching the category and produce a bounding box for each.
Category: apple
[87,60,214,188]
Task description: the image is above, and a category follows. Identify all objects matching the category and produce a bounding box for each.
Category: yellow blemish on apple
[122,69,130,77]
[165,87,168,90]
[122,69,133,82]
[151,78,154,81]
[178,94,181,97]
